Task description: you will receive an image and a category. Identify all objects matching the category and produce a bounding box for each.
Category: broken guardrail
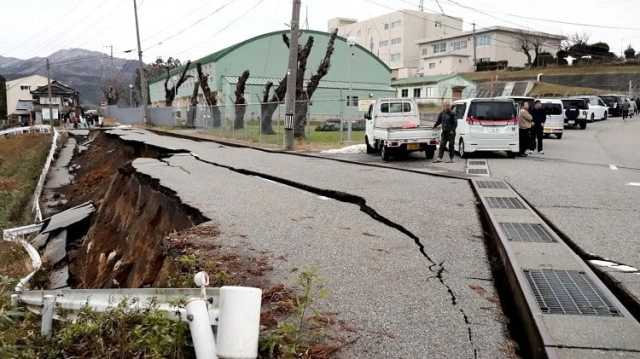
[11,273,263,359]
[3,223,43,292]
[32,126,59,223]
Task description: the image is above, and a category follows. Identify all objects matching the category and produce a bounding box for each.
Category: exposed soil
[0,241,32,278]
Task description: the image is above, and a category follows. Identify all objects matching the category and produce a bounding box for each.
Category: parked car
[537,98,565,139]
[561,98,589,129]
[451,98,519,158]
[601,95,625,117]
[364,98,439,161]
[570,96,608,121]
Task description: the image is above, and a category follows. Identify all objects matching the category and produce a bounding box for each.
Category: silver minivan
[537,98,565,139]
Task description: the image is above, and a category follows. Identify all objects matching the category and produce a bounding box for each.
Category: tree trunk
[293,100,308,138]
[187,80,199,128]
[260,102,278,134]
[164,61,192,107]
[196,62,221,128]
[234,70,250,130]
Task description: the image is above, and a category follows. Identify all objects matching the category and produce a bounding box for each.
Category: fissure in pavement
[188,153,480,358]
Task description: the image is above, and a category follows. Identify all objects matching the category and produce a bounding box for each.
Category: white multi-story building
[329,10,463,79]
[5,75,48,117]
[417,26,565,76]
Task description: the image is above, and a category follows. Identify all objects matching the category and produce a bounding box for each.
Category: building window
[422,47,428,56]
[477,34,492,47]
[20,85,30,90]
[391,20,402,28]
[390,53,401,62]
[390,37,402,45]
[384,23,389,30]
[413,88,421,98]
[452,39,467,50]
[346,95,359,107]
[426,87,435,97]
[401,89,409,98]
[435,21,442,28]
[379,40,388,47]
[428,62,436,69]
[432,42,446,54]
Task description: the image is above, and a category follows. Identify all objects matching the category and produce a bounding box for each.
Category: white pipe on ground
[186,298,218,359]
[216,286,262,359]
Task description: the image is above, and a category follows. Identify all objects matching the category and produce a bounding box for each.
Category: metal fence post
[186,298,218,359]
[41,294,56,337]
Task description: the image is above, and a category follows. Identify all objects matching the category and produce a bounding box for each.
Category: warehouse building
[148,29,395,121]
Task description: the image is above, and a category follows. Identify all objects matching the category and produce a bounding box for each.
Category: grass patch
[528,82,608,97]
[461,63,640,82]
[0,134,52,230]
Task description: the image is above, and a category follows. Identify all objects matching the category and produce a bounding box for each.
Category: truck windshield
[381,102,412,113]
[468,101,515,120]
[543,103,562,115]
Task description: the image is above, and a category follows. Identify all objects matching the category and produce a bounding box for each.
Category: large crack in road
[188,152,480,358]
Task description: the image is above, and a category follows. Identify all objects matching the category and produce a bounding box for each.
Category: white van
[452,98,519,158]
[536,98,565,139]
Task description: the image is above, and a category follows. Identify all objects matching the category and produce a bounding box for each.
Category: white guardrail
[32,126,59,223]
[11,279,263,359]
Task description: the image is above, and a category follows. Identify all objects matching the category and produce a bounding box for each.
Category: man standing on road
[432,102,457,163]
[518,101,533,156]
[530,100,546,155]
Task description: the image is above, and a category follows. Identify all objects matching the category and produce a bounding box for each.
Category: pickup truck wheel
[425,145,435,159]
[381,145,391,162]
[458,139,467,158]
[365,136,375,154]
[579,120,587,130]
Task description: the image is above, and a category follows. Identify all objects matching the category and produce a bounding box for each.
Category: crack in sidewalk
[183,153,480,358]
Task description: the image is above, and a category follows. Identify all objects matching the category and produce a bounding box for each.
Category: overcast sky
[1,0,639,62]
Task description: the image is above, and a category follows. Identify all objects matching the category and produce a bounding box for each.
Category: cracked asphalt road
[108,128,515,358]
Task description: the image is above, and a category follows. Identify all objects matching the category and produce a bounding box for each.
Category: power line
[503,12,640,31]
[144,0,240,51]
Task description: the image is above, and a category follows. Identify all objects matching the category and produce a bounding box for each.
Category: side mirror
[364,112,371,120]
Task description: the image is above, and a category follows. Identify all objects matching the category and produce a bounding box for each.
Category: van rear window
[543,103,562,115]
[468,101,515,120]
[381,102,412,113]
[561,100,588,110]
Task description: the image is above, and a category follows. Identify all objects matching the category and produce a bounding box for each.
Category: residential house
[5,74,48,123]
[31,80,79,123]
[417,26,565,76]
[329,10,463,79]
[391,74,476,109]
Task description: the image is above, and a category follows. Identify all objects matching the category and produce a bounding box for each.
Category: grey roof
[41,202,95,234]
[417,25,566,45]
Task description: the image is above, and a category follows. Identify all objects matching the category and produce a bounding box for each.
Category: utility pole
[133,0,149,125]
[46,58,54,128]
[284,0,301,150]
[472,23,477,69]
[419,0,424,11]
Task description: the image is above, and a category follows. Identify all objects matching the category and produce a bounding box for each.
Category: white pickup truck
[364,98,440,161]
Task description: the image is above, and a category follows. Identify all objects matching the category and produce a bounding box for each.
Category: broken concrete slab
[41,202,94,234]
[49,265,69,289]
[42,229,67,265]
[45,137,76,189]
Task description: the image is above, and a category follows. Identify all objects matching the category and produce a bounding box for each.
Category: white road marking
[590,260,639,273]
[609,164,618,170]
[627,182,640,187]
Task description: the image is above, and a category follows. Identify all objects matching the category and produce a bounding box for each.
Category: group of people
[622,97,640,120]
[518,101,546,157]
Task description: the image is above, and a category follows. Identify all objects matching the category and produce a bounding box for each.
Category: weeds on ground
[166,254,229,288]
[259,269,341,359]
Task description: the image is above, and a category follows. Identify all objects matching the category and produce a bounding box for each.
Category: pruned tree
[260,81,274,133]
[164,60,192,106]
[234,70,250,130]
[294,29,338,138]
[196,62,221,128]
[103,86,119,105]
[514,32,546,68]
[260,77,287,134]
[187,80,199,128]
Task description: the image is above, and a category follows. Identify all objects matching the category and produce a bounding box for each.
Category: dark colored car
[561,99,589,130]
[600,95,625,117]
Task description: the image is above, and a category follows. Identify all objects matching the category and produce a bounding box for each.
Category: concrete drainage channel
[150,130,640,358]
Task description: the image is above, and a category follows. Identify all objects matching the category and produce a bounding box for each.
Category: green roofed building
[147,30,394,119]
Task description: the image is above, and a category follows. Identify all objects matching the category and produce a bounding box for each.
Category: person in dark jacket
[530,100,546,154]
[432,102,457,163]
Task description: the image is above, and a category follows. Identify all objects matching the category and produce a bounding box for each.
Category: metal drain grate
[485,197,525,209]
[476,181,508,189]
[468,168,488,175]
[501,223,556,242]
[524,269,621,316]
[468,160,487,166]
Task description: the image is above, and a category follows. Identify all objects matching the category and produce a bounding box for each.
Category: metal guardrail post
[41,295,56,337]
[186,298,218,359]
[216,286,262,359]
